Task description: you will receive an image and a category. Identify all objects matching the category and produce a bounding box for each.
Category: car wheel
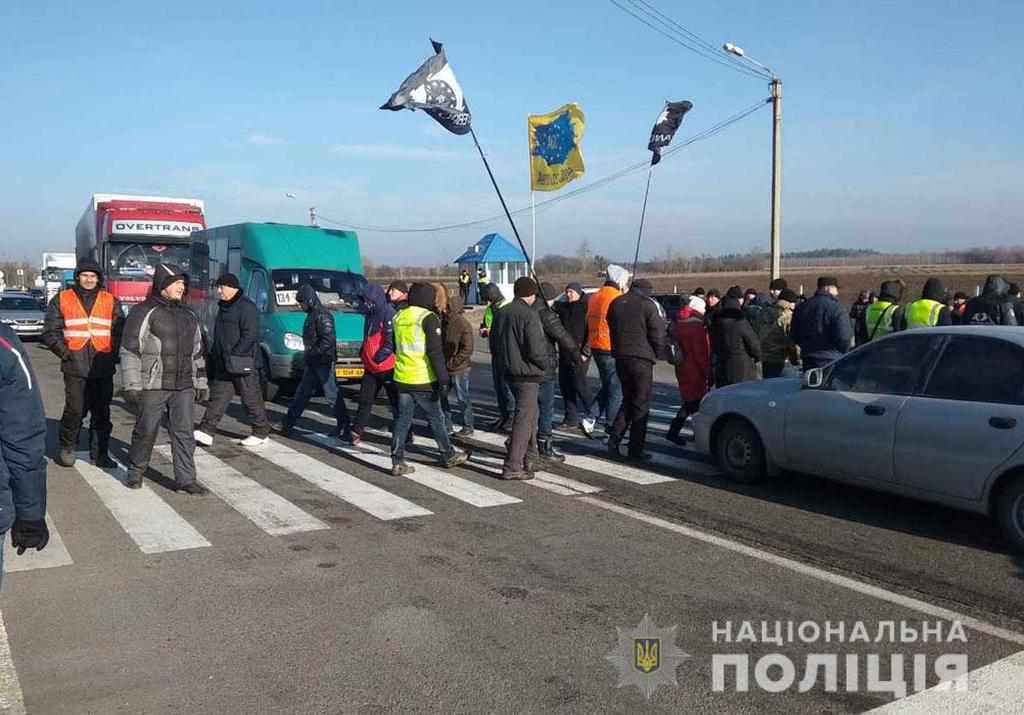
[714,419,766,484]
[995,476,1024,553]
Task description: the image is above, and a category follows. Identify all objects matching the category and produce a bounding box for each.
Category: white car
[692,327,1024,551]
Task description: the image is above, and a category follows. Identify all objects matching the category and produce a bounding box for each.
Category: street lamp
[724,42,782,281]
[285,193,317,227]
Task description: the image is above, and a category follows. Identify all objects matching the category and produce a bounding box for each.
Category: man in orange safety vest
[41,259,124,468]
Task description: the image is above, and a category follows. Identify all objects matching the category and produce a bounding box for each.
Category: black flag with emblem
[647,100,693,165]
[380,40,472,135]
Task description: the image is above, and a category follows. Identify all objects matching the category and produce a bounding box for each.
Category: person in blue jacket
[0,324,49,585]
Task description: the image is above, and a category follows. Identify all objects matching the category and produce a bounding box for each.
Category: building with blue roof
[453,233,529,304]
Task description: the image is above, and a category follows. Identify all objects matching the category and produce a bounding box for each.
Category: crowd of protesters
[13,256,1024,509]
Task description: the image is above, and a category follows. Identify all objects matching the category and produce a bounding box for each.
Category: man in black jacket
[493,278,548,480]
[606,278,665,461]
[120,264,209,493]
[195,274,270,448]
[962,275,1018,326]
[41,258,124,468]
[279,283,351,437]
[534,282,580,462]
[791,276,853,371]
[1,325,49,585]
[553,282,597,435]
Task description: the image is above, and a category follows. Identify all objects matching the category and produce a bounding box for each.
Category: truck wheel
[995,476,1024,553]
[260,353,295,402]
[260,355,279,402]
[714,419,766,484]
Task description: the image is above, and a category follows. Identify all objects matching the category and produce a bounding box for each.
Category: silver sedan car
[0,295,46,339]
[692,327,1024,551]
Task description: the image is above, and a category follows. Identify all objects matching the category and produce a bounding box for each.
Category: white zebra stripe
[2,515,73,573]
[155,445,329,535]
[304,431,522,509]
[73,453,211,553]
[255,440,431,521]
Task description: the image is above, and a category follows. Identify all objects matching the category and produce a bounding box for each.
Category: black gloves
[11,518,49,555]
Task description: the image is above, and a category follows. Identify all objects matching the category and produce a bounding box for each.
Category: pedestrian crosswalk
[4,404,719,577]
[302,429,523,508]
[255,439,433,521]
[156,445,329,535]
[2,515,73,573]
[75,452,211,554]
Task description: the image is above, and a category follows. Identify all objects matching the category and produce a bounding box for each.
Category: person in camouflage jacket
[759,289,801,378]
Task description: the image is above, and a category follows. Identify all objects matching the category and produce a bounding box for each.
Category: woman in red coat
[667,296,713,444]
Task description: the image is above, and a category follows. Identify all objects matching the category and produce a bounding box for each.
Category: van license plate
[336,367,364,378]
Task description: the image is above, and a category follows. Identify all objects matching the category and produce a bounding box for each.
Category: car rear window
[923,336,1024,405]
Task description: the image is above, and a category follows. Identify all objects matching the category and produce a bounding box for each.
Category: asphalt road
[2,342,1023,714]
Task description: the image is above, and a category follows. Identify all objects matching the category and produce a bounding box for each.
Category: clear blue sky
[2,0,1021,265]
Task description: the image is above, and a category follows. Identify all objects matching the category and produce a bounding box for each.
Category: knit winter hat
[215,273,240,289]
[74,258,103,279]
[565,282,584,296]
[152,263,188,294]
[688,296,707,314]
[408,282,436,309]
[514,277,538,298]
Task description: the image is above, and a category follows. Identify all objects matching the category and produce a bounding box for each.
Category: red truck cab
[75,194,209,311]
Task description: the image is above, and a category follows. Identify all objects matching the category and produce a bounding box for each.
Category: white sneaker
[194,430,214,447]
[239,435,269,448]
[580,417,596,438]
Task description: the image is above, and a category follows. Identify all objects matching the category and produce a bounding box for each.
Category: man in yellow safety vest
[391,282,469,476]
[899,278,953,330]
[863,280,905,342]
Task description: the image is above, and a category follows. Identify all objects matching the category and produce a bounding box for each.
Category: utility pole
[724,42,782,281]
[770,78,782,281]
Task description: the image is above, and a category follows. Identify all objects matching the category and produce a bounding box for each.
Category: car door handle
[864,405,886,416]
[989,417,1017,430]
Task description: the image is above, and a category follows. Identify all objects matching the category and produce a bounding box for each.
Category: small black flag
[381,40,472,136]
[648,101,693,165]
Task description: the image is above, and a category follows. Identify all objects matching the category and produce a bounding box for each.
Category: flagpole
[469,127,547,301]
[530,190,536,272]
[632,165,654,277]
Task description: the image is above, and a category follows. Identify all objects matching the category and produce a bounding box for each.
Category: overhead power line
[609,0,771,81]
[316,98,769,234]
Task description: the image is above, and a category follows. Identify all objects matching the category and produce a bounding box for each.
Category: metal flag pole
[469,127,547,302]
[631,165,654,277]
[530,190,536,272]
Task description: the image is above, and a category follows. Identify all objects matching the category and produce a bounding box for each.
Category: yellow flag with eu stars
[528,103,586,192]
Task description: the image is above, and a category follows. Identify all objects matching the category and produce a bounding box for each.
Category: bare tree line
[366,242,1024,281]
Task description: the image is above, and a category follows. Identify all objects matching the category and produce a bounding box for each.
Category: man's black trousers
[609,357,654,457]
[59,374,114,449]
[198,373,271,438]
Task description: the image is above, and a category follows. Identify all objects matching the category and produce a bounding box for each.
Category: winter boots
[90,431,117,469]
[55,447,76,468]
[537,436,565,463]
[666,410,689,444]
